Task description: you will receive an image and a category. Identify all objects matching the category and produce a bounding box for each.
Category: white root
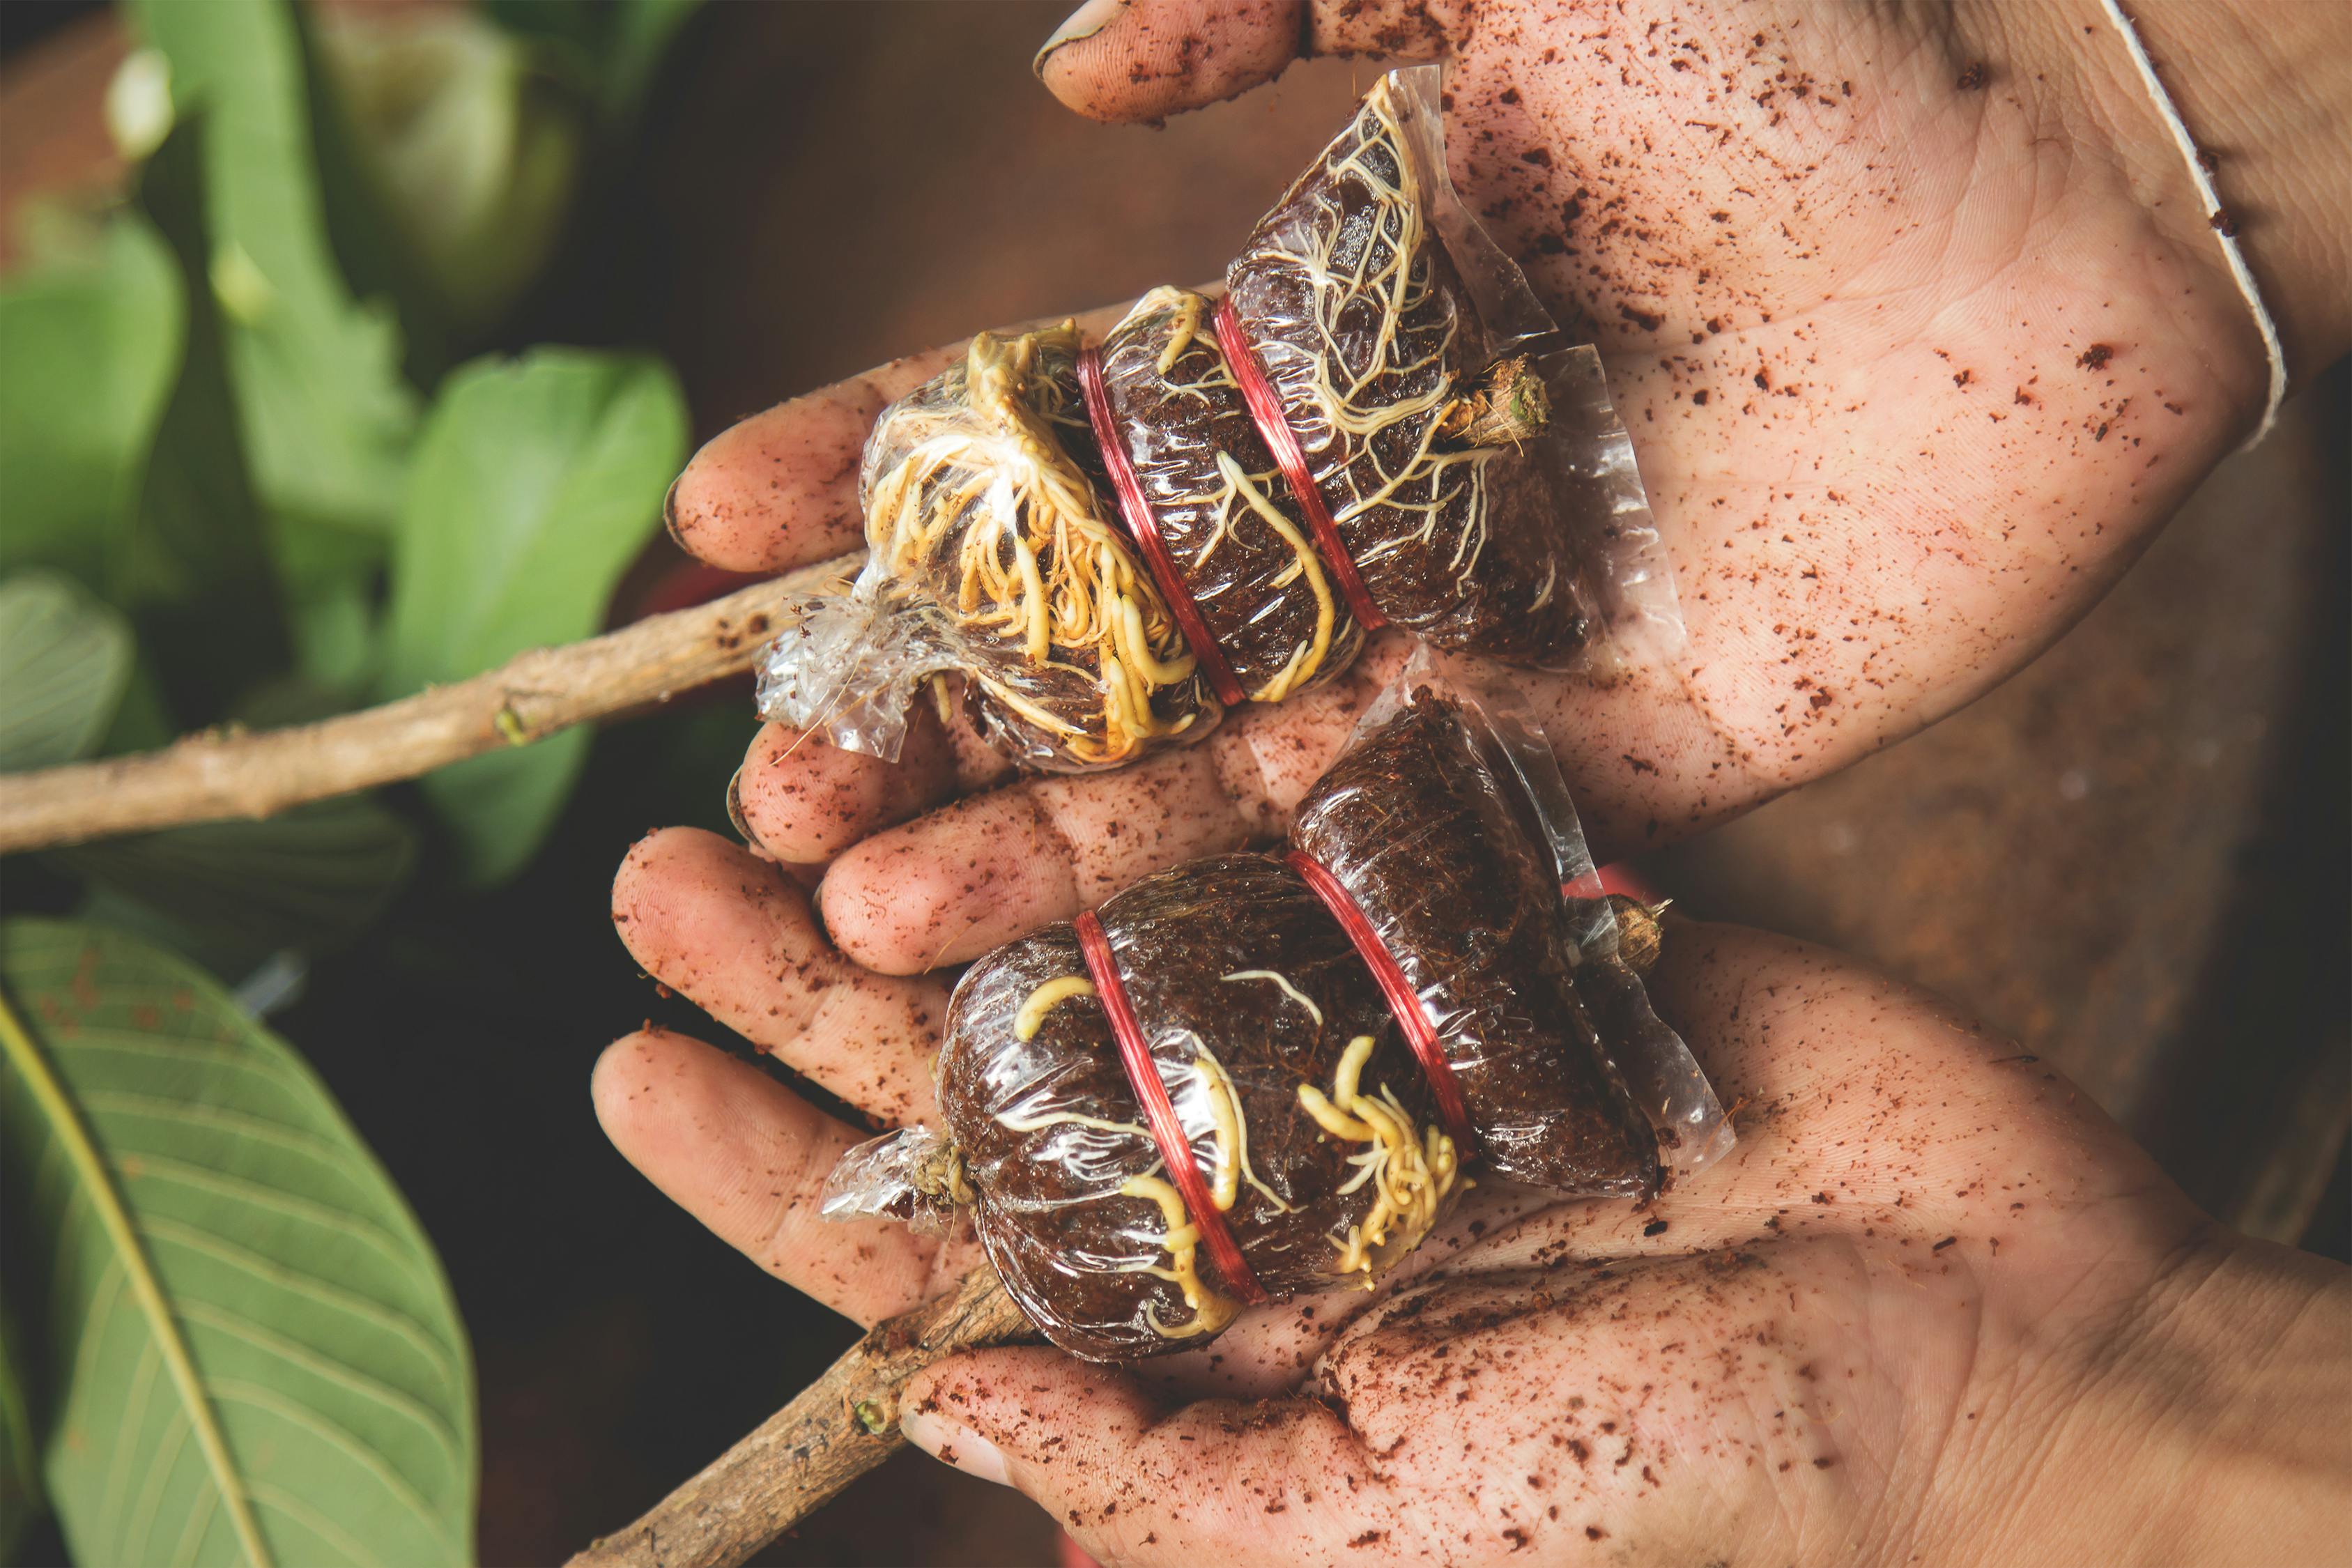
[1236,76,1517,601]
[1221,968,1325,1028]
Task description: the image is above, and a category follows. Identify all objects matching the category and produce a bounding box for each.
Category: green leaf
[56,797,420,976]
[379,348,686,884]
[0,215,184,591]
[100,656,181,759]
[0,918,476,1567]
[126,124,296,703]
[0,573,135,773]
[0,1295,40,1563]
[123,0,417,545]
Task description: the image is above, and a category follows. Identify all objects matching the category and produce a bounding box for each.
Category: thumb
[1034,0,1460,124]
[902,1346,1390,1563]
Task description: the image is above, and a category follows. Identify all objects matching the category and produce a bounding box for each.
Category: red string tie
[1073,909,1268,1305]
[1283,850,1474,1153]
[1212,295,1387,632]
[1077,344,1246,710]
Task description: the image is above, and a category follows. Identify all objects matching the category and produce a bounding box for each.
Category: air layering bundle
[824,666,1730,1361]
[755,68,1678,772]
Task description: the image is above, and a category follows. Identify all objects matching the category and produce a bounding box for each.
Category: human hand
[599,10,2350,1545]
[596,870,2351,1565]
[659,0,2349,981]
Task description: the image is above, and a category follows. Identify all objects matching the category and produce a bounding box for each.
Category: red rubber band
[1073,909,1268,1305]
[1284,850,1474,1153]
[1077,344,1246,710]
[1562,861,1660,905]
[1212,295,1387,632]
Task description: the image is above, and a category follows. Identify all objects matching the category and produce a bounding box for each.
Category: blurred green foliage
[383,348,688,882]
[0,0,710,1560]
[322,12,584,341]
[0,576,134,771]
[0,1300,33,1563]
[0,219,182,595]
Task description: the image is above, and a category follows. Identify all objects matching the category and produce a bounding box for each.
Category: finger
[816,647,1397,974]
[1035,0,1459,124]
[902,1346,1392,1566]
[666,344,960,574]
[730,698,1013,868]
[591,1028,976,1325]
[611,827,948,1125]
[667,305,1137,574]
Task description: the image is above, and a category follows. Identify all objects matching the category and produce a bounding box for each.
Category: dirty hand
[599,3,2348,1550]
[659,0,2345,981]
[596,909,2351,1564]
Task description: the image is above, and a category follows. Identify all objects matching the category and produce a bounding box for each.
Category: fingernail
[900,1406,1010,1486]
[662,474,689,550]
[1033,0,1125,77]
[725,764,755,844]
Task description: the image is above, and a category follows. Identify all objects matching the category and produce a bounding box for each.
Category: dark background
[3,3,2344,1564]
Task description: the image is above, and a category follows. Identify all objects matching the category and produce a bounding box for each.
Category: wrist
[1972,1230,2352,1566]
[2058,0,2352,393]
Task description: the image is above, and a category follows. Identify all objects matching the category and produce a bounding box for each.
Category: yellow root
[866,323,1204,767]
[1013,974,1098,1040]
[1297,1034,1459,1284]
[1216,450,1338,702]
[1192,1041,1293,1216]
[1110,289,1350,702]
[1120,1173,1241,1341]
[1008,974,1287,1339]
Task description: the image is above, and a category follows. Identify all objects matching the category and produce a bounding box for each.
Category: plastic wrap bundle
[824,663,1729,1360]
[757,66,1678,772]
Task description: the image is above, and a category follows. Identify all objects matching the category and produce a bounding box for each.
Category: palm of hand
[600,4,2269,1562]
[664,0,2258,982]
[886,921,2193,1567]
[601,822,2206,1562]
[1438,0,2259,831]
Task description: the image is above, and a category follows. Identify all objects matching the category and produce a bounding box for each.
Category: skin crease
[670,0,2349,978]
[597,900,2352,1564]
[596,1,2352,1561]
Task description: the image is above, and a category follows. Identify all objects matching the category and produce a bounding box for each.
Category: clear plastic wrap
[928,854,1451,1361]
[1093,286,1367,706]
[1224,64,1585,666]
[758,66,1681,772]
[1295,654,1733,1182]
[822,660,1728,1362]
[756,325,1220,770]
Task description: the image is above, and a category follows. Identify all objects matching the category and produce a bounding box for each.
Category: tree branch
[0,552,863,856]
[567,1264,1032,1568]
